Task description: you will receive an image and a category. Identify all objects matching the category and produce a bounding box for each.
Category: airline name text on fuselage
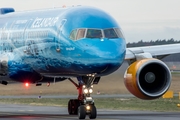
[31,17,59,28]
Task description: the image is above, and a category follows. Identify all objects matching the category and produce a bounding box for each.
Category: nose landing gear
[68,75,99,119]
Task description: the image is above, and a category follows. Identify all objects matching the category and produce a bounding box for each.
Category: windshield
[69,28,124,40]
[104,28,118,39]
[86,29,102,38]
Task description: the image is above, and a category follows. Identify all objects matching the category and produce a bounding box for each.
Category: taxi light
[86,105,90,110]
[89,89,93,93]
[84,89,88,94]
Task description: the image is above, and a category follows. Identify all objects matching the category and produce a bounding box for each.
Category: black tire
[74,99,80,115]
[89,105,97,119]
[68,100,73,115]
[78,105,86,119]
[68,99,80,115]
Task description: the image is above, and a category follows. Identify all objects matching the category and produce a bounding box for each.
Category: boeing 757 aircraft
[0,6,180,119]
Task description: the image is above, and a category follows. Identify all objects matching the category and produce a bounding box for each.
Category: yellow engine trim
[124,58,157,99]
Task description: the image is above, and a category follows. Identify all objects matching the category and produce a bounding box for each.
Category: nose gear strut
[68,74,99,119]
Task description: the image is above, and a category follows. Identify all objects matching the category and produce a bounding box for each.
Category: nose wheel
[68,99,80,115]
[78,105,86,119]
[78,104,97,119]
[88,105,97,119]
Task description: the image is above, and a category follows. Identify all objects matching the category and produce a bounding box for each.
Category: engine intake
[124,58,171,99]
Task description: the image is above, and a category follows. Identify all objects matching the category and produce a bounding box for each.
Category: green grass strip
[0,97,180,112]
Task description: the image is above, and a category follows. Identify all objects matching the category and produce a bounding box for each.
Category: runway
[0,94,134,99]
[0,103,180,120]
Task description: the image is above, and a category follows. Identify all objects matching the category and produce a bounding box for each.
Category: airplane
[0,5,180,119]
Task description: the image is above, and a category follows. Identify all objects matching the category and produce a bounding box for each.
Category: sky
[1,0,180,42]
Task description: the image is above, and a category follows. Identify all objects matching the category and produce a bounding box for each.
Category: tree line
[127,38,180,48]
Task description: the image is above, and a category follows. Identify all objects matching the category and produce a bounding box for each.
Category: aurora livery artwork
[0,6,180,119]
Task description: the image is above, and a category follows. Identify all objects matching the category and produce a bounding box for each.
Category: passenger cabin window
[76,29,85,40]
[86,29,102,38]
[104,28,118,39]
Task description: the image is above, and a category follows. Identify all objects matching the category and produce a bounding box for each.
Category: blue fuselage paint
[0,6,126,82]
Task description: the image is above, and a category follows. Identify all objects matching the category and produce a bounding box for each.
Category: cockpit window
[114,28,124,39]
[86,29,102,38]
[69,29,77,40]
[69,28,124,40]
[104,28,118,39]
[76,29,86,40]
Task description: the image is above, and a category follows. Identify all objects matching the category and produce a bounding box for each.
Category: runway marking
[18,110,34,112]
[18,110,25,112]
[28,110,34,112]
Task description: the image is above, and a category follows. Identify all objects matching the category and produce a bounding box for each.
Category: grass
[95,97,180,112]
[0,98,69,107]
[0,97,180,112]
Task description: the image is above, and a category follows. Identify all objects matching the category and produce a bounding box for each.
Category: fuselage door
[55,19,67,52]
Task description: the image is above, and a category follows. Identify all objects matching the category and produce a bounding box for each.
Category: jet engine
[124,58,171,100]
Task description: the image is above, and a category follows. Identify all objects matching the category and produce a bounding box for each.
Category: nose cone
[75,38,126,75]
[84,38,126,63]
[99,38,125,60]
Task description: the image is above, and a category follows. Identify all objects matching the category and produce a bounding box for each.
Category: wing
[125,43,180,61]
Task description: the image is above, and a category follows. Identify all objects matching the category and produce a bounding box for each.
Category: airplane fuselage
[0,6,126,82]
[0,5,174,120]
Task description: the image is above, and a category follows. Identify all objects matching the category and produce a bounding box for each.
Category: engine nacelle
[124,58,171,100]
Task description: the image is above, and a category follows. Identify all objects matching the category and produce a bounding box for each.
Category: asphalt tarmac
[0,103,180,120]
[0,94,134,99]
